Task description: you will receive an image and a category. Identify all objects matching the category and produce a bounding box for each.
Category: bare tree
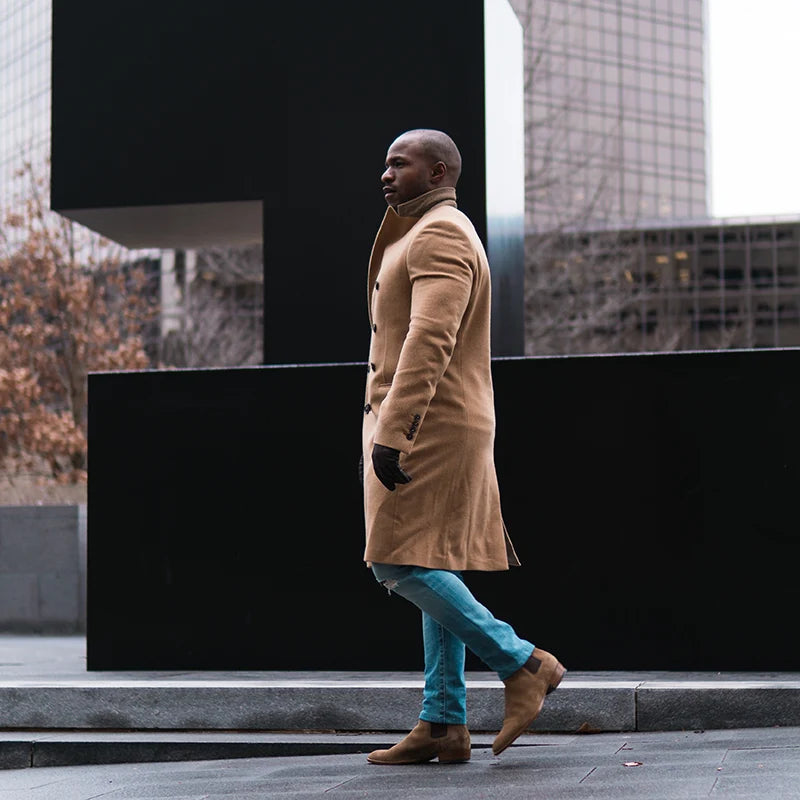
[159,244,263,368]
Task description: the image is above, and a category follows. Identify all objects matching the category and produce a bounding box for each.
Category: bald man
[361,129,565,765]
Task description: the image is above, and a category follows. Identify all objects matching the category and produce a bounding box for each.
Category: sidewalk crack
[579,766,597,784]
[325,776,359,793]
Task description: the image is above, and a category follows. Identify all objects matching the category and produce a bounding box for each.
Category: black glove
[358,453,364,486]
[372,443,412,491]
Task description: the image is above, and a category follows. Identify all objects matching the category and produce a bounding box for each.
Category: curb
[2,678,800,735]
[0,732,506,770]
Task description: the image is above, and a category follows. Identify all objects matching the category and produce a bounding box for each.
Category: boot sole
[367,751,471,765]
[367,756,435,765]
[438,753,471,764]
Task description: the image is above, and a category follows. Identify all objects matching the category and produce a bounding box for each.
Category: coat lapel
[367,188,459,325]
[367,209,416,326]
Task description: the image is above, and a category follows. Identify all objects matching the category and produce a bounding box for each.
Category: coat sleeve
[373,218,474,454]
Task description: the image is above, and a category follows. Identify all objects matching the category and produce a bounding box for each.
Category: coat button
[364,403,371,413]
[406,433,413,440]
[413,414,421,421]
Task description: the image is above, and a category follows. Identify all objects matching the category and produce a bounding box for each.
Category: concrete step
[2,638,800,770]
[0,731,486,770]
[2,674,800,735]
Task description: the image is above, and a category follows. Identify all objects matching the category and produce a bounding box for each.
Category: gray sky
[707,0,800,218]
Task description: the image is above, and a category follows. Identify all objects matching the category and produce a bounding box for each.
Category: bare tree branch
[159,244,264,368]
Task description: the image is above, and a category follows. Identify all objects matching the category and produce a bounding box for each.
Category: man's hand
[372,443,412,491]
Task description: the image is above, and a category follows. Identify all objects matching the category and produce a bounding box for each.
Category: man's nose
[381,166,393,183]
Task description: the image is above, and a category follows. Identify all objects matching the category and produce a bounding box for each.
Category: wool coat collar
[367,188,460,318]
[394,186,457,218]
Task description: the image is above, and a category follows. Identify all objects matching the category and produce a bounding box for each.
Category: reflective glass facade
[511,0,708,232]
[526,219,800,354]
[0,0,51,208]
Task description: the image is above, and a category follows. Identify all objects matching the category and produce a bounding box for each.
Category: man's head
[381,129,462,208]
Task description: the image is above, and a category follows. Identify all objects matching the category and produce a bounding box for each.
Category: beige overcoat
[362,186,519,571]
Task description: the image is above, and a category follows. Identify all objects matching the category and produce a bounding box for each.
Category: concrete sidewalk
[1,727,799,799]
[1,635,799,771]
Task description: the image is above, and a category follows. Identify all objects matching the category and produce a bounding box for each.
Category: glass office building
[526,218,800,354]
[508,1,800,355]
[511,0,708,232]
[0,0,51,210]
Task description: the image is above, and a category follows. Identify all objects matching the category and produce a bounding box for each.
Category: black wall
[87,349,800,671]
[51,1,527,363]
[58,3,798,673]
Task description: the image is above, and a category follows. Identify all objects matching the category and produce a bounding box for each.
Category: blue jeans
[371,563,534,726]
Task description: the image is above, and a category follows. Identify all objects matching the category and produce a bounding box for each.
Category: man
[361,128,565,765]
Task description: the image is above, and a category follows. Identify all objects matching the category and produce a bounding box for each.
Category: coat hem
[362,555,512,572]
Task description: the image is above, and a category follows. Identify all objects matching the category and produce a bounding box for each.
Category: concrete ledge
[637,680,800,731]
[0,678,635,733]
[0,741,30,770]
[3,676,800,736]
[2,733,409,769]
[2,637,800,773]
[0,677,799,771]
[0,731,528,770]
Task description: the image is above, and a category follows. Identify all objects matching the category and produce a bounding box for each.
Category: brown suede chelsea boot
[492,648,566,755]
[367,719,471,765]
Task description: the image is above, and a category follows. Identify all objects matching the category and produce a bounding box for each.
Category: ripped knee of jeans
[379,578,400,595]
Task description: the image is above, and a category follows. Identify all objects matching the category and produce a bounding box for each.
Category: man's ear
[430,160,447,184]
